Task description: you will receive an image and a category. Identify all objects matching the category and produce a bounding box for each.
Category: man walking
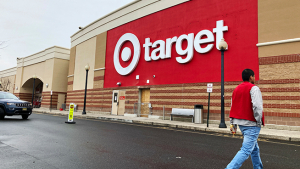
[226,69,264,169]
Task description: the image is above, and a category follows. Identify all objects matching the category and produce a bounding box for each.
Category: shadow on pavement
[0,117,31,122]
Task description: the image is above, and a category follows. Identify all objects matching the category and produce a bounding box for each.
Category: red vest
[230,82,265,125]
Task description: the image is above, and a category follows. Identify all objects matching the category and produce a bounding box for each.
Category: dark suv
[0,91,32,120]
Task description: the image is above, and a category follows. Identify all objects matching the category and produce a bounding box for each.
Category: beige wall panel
[67,85,73,91]
[69,47,76,75]
[73,37,97,90]
[21,59,55,92]
[93,80,104,89]
[22,62,46,87]
[9,75,15,93]
[0,67,17,78]
[17,46,69,68]
[52,58,69,92]
[259,63,300,80]
[68,76,74,82]
[57,94,66,109]
[13,46,69,94]
[43,59,55,92]
[258,0,300,43]
[95,32,107,69]
[94,70,105,77]
[14,67,24,93]
[55,52,70,60]
[259,42,300,58]
[23,53,56,67]
[71,0,190,47]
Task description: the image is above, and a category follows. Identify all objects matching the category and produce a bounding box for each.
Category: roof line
[70,0,141,38]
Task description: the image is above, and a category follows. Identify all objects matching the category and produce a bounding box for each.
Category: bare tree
[0,78,11,92]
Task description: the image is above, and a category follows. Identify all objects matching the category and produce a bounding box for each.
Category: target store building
[66,0,300,126]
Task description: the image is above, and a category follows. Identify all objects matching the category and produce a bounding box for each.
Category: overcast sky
[0,0,134,71]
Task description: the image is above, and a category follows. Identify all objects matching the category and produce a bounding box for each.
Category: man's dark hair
[242,69,254,81]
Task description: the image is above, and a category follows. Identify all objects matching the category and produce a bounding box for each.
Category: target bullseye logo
[114,33,141,76]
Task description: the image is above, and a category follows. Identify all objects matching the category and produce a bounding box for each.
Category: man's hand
[230,124,237,135]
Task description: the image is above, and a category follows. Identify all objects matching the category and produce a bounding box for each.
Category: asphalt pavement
[0,113,299,169]
[33,108,300,142]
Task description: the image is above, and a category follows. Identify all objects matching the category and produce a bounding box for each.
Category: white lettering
[151,40,166,60]
[176,33,194,64]
[114,20,229,75]
[213,20,228,50]
[143,38,152,61]
[194,30,214,53]
[166,36,177,58]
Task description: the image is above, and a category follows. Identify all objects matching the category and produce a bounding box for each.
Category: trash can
[74,104,77,112]
[62,103,66,111]
[194,105,203,124]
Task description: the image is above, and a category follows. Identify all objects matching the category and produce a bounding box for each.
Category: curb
[33,111,300,142]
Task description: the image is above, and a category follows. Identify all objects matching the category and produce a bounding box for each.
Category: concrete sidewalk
[32,108,300,142]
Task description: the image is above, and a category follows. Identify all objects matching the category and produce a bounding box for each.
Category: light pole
[219,39,228,128]
[31,75,37,108]
[82,64,90,115]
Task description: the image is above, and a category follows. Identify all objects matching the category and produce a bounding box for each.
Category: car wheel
[0,107,5,120]
[22,115,29,120]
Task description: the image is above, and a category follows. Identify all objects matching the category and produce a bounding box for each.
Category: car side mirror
[18,97,20,100]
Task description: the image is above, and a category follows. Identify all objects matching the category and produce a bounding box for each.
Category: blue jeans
[226,125,263,169]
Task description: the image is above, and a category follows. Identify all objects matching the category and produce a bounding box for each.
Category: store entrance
[111,90,126,115]
[20,78,43,107]
[140,88,150,117]
[34,82,43,108]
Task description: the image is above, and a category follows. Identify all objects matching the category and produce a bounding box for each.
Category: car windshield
[0,92,19,100]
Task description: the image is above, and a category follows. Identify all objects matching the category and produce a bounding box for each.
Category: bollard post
[163,106,165,120]
[50,90,52,112]
[207,83,213,127]
[207,92,210,127]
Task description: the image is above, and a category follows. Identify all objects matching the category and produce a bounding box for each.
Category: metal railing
[133,102,152,117]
